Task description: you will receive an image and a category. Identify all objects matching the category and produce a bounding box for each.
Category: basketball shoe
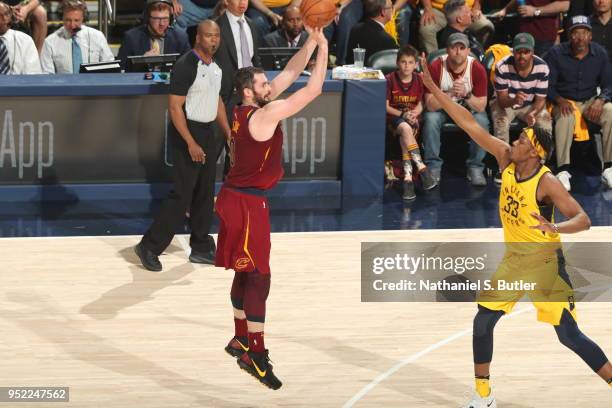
[461,393,496,408]
[225,336,248,358]
[237,349,282,390]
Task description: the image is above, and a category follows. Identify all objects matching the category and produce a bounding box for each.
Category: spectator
[392,0,415,46]
[5,0,46,54]
[40,0,114,74]
[173,0,217,31]
[246,0,288,39]
[422,33,489,186]
[494,0,569,57]
[118,0,190,67]
[419,0,493,54]
[263,5,307,47]
[490,33,552,184]
[386,44,437,200]
[545,15,612,190]
[345,0,398,65]
[437,0,484,59]
[591,0,612,63]
[215,0,262,172]
[0,1,40,74]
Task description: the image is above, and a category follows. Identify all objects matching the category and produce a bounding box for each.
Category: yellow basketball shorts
[477,249,577,325]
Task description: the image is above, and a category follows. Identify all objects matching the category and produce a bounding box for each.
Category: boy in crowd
[386,44,438,200]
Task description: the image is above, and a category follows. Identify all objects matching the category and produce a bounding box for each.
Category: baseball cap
[447,32,469,48]
[568,15,592,32]
[513,33,535,51]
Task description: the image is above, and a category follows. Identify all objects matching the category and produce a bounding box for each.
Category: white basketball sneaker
[461,393,497,408]
[556,170,572,191]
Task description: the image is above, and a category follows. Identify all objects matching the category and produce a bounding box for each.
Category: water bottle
[517,0,526,6]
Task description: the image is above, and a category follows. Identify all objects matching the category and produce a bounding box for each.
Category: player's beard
[254,92,271,107]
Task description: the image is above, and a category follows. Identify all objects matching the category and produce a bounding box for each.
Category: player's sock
[248,331,265,353]
[475,375,491,398]
[234,317,247,338]
[402,153,412,180]
[407,144,426,171]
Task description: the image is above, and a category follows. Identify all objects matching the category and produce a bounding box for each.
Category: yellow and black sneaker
[225,336,249,358]
[237,349,282,390]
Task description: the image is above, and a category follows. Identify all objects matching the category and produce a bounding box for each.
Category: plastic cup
[353,48,366,68]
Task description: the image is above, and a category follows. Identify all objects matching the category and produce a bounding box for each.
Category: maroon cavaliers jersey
[385,71,424,121]
[224,105,284,190]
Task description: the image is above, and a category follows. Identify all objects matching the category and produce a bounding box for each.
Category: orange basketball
[300,0,337,29]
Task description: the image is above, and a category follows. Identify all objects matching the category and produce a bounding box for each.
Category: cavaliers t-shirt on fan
[385,71,425,122]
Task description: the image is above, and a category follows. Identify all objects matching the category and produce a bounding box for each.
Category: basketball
[300,0,337,29]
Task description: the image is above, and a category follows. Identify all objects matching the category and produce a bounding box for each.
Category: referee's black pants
[142,120,217,256]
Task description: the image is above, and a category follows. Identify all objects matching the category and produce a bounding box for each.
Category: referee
[135,19,231,272]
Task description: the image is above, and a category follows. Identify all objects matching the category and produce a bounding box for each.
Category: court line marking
[341,306,534,408]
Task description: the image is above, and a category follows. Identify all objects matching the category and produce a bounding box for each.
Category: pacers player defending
[215,27,328,390]
[421,57,612,407]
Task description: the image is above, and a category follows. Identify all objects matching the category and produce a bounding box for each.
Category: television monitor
[258,47,300,71]
[79,60,122,73]
[126,53,180,73]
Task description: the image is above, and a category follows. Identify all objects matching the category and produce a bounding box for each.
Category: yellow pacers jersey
[499,163,560,244]
[431,0,475,11]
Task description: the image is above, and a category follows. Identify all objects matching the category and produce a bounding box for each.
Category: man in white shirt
[0,1,41,74]
[40,0,114,74]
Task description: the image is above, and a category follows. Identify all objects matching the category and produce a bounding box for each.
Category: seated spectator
[247,0,288,39]
[490,33,552,183]
[437,0,484,59]
[419,0,493,54]
[591,0,612,63]
[5,0,46,53]
[346,0,398,65]
[263,5,307,47]
[40,0,114,74]
[118,0,190,67]
[545,15,612,190]
[393,0,415,46]
[0,1,40,74]
[494,0,569,57]
[386,44,437,200]
[422,33,490,186]
[173,0,217,31]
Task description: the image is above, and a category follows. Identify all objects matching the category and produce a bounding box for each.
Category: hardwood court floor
[0,228,610,408]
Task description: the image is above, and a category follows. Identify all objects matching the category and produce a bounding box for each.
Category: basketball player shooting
[214,27,328,390]
[420,56,612,407]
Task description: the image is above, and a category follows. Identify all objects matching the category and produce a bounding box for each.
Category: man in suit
[215,0,262,105]
[263,5,308,48]
[346,0,398,65]
[118,0,190,67]
[215,0,262,170]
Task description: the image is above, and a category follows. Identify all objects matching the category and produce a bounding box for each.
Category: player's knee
[243,271,271,322]
[473,306,504,338]
[231,297,244,309]
[247,271,271,301]
[554,311,581,351]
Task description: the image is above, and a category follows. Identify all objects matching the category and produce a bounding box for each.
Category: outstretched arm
[251,29,329,142]
[269,27,320,99]
[420,55,510,168]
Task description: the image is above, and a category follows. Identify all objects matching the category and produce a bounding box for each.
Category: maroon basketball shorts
[215,186,271,274]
